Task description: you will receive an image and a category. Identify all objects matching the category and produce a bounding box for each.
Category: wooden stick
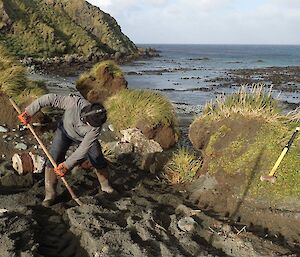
[9,98,83,206]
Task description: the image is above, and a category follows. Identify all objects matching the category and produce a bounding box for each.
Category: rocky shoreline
[22,47,160,77]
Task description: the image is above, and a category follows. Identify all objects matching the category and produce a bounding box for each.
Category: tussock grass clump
[0,46,27,97]
[15,80,48,105]
[77,60,123,87]
[105,89,176,133]
[91,60,124,78]
[203,84,281,122]
[0,93,19,128]
[0,45,47,104]
[164,148,201,184]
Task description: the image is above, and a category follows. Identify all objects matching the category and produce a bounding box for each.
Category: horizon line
[135,43,300,46]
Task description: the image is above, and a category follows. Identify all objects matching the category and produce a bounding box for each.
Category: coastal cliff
[0,0,137,58]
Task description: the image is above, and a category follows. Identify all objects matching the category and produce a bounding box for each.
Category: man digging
[18,93,114,207]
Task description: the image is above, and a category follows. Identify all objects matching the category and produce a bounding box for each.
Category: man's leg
[43,126,72,207]
[88,141,114,193]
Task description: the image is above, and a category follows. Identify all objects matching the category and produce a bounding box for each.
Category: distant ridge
[0,0,137,58]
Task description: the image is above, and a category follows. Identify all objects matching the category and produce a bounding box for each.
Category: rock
[136,119,177,149]
[0,209,8,217]
[106,141,134,157]
[108,124,114,132]
[0,126,8,133]
[175,204,201,217]
[0,172,33,187]
[120,128,163,154]
[15,143,28,150]
[0,161,11,175]
[177,217,197,232]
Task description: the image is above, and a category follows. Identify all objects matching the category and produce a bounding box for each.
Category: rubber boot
[42,167,58,207]
[95,168,114,193]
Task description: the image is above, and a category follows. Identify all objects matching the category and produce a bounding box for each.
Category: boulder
[1,172,33,187]
[136,119,177,150]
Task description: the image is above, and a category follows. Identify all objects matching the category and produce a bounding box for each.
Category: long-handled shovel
[9,98,83,206]
[260,127,300,183]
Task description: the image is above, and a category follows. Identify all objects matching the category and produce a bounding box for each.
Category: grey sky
[87,0,300,44]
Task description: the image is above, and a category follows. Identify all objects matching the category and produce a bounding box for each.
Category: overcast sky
[87,0,300,44]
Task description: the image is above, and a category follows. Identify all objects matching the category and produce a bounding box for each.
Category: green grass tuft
[203,84,282,122]
[91,60,124,78]
[105,89,177,133]
[0,44,48,102]
[0,45,27,97]
[15,80,48,105]
[164,148,202,184]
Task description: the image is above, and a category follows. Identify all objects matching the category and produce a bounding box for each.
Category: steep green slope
[0,0,137,58]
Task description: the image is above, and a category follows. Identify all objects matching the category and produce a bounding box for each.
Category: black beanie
[81,103,107,127]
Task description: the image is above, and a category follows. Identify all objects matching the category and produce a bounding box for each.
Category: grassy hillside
[0,0,137,58]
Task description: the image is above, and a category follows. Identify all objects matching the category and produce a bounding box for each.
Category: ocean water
[121,44,300,111]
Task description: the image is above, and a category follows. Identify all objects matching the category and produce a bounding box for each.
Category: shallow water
[29,44,300,113]
[122,44,300,109]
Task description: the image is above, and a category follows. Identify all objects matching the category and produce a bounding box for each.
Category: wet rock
[0,161,11,175]
[107,141,134,156]
[0,126,8,133]
[136,119,177,149]
[15,143,28,150]
[0,172,33,187]
[0,210,38,257]
[108,124,114,132]
[177,217,197,232]
[175,204,201,217]
[0,208,8,217]
[120,128,163,154]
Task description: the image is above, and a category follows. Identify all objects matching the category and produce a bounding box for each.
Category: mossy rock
[76,60,127,103]
[189,114,300,209]
[105,89,178,149]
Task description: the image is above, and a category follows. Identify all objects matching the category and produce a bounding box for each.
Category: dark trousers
[46,122,107,169]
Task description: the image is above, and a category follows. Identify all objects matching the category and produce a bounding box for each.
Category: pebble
[0,126,8,133]
[0,209,9,217]
[108,124,114,131]
[15,143,28,150]
[177,217,197,232]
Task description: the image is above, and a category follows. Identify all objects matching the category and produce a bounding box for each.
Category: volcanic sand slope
[0,0,137,58]
[0,157,294,257]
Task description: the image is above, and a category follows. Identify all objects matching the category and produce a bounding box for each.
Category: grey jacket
[26,94,100,169]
